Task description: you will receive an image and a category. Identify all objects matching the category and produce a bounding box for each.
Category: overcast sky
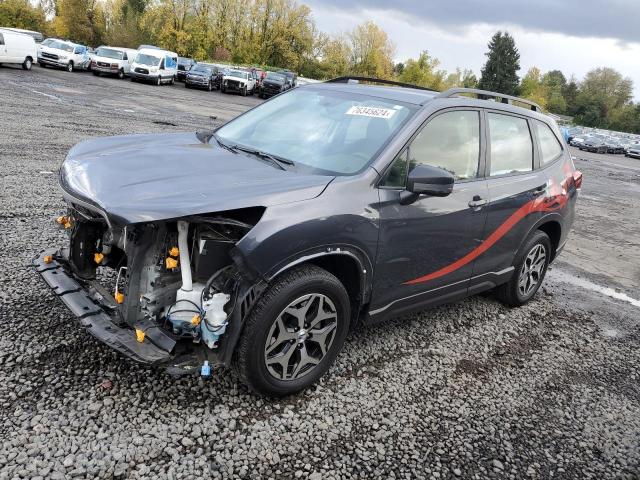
[306,1,640,99]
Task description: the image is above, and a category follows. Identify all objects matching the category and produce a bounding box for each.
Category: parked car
[36,80,582,396]
[1,27,43,43]
[569,136,585,147]
[176,57,196,81]
[38,39,90,72]
[604,137,625,154]
[185,63,222,91]
[0,28,37,70]
[91,46,137,79]
[578,135,607,153]
[259,71,287,98]
[221,68,256,95]
[626,143,640,159]
[130,48,178,85]
[277,69,297,89]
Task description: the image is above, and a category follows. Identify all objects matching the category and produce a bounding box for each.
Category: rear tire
[233,265,350,396]
[496,230,551,307]
[22,58,32,70]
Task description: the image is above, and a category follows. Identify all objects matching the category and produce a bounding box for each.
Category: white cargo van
[90,46,138,79]
[0,28,37,70]
[130,47,178,85]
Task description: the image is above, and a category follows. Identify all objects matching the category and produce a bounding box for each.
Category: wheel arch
[266,248,373,325]
[519,214,563,261]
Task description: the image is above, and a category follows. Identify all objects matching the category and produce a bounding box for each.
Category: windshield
[266,73,285,82]
[42,38,55,46]
[96,47,124,60]
[216,88,415,175]
[135,53,161,66]
[51,41,74,53]
[228,70,247,79]
[191,64,211,74]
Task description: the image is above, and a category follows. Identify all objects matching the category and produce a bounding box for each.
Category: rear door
[371,108,489,318]
[469,109,546,292]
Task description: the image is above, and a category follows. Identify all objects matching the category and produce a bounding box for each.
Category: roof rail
[437,88,542,112]
[326,76,437,92]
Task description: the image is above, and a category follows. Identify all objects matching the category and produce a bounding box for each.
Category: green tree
[562,77,579,116]
[398,50,446,90]
[542,70,567,114]
[520,67,548,109]
[348,20,395,78]
[0,0,47,32]
[478,31,520,95]
[53,0,106,45]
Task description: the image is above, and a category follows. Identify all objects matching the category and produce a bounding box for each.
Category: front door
[370,109,489,318]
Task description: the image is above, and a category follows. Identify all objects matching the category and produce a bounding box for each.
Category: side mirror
[400,164,455,205]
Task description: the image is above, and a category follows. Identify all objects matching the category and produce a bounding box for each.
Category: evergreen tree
[478,31,520,96]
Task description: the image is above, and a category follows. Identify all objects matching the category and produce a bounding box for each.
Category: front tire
[67,61,74,72]
[496,230,551,307]
[233,265,350,396]
[117,69,125,79]
[156,75,161,86]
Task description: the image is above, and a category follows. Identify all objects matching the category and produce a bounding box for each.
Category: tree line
[2,0,639,133]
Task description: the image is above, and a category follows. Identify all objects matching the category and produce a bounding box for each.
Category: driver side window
[382,110,480,187]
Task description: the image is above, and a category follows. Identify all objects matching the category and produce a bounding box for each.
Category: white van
[130,47,178,85]
[0,28,37,70]
[90,46,138,79]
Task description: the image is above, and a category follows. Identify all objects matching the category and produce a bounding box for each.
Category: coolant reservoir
[201,293,230,349]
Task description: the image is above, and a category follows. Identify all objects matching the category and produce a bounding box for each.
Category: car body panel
[60,132,335,225]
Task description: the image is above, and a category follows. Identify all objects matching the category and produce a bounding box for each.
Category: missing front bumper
[34,249,173,365]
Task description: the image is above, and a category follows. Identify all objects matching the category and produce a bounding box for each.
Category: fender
[267,244,374,306]
[517,212,564,260]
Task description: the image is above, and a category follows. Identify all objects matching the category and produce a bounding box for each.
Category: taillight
[573,170,583,189]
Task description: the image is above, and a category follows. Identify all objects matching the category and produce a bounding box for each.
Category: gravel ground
[0,65,639,480]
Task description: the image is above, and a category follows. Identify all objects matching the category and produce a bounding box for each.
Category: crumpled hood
[60,132,334,225]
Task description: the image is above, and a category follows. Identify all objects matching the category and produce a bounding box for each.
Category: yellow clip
[114,291,124,304]
[56,215,72,229]
[94,252,104,264]
[165,257,179,269]
[43,254,53,264]
[135,328,145,343]
[191,314,202,326]
[168,247,180,257]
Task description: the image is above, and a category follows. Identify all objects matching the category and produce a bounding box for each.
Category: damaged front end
[35,206,265,374]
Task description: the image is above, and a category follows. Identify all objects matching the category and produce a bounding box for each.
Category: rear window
[534,120,563,165]
[488,113,533,176]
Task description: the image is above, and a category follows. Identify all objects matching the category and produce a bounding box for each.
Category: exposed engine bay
[40,206,265,372]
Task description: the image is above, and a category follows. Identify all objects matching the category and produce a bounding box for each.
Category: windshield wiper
[230,144,295,170]
[212,134,294,170]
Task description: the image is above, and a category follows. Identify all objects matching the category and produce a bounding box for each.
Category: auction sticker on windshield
[346,106,397,119]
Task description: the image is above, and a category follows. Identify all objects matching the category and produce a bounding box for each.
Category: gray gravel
[1,65,639,479]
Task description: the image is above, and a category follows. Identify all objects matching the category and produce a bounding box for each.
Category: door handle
[468,196,488,208]
[532,185,546,196]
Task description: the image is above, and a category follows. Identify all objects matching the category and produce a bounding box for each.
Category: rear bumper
[34,249,172,365]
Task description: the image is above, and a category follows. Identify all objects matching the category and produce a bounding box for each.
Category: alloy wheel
[264,293,338,381]
[518,244,547,297]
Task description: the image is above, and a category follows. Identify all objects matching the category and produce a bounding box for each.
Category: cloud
[307,2,640,100]
[307,0,640,44]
